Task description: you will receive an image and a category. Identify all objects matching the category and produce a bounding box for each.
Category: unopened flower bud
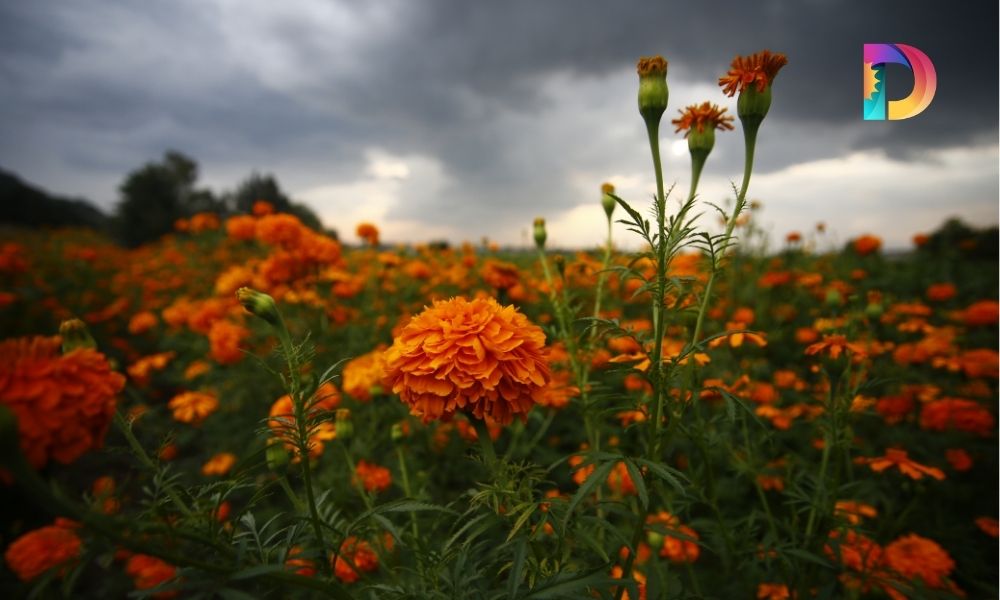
[636,56,669,127]
[553,255,566,280]
[825,288,843,307]
[391,422,407,444]
[686,126,716,164]
[335,408,353,440]
[59,318,96,353]
[600,183,616,220]
[737,84,772,131]
[646,530,664,549]
[236,287,281,327]
[266,441,289,471]
[533,218,547,249]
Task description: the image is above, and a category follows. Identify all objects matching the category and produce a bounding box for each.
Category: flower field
[1,52,998,599]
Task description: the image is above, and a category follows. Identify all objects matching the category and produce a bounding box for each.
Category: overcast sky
[1,1,997,249]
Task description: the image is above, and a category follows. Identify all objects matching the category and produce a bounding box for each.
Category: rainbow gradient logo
[863,43,937,120]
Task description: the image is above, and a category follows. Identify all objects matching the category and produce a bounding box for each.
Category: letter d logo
[863,43,937,120]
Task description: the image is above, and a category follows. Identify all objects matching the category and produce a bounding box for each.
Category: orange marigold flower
[919,397,994,437]
[3,518,81,581]
[267,383,340,460]
[925,283,957,302]
[883,534,955,590]
[284,546,316,577]
[128,311,159,334]
[208,319,250,365]
[127,351,175,386]
[647,511,700,564]
[757,583,792,600]
[354,459,392,493]
[863,448,945,481]
[225,214,257,241]
[975,517,998,538]
[852,234,882,256]
[252,200,274,216]
[0,336,124,468]
[256,213,306,247]
[804,334,867,360]
[201,452,237,476]
[834,500,878,525]
[719,50,788,96]
[958,300,998,326]
[342,347,387,402]
[945,448,973,472]
[125,554,178,599]
[356,222,380,246]
[382,296,550,425]
[480,259,521,291]
[167,391,218,425]
[825,529,882,574]
[672,102,734,135]
[332,536,379,583]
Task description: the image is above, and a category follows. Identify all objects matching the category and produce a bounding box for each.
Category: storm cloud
[1,1,996,247]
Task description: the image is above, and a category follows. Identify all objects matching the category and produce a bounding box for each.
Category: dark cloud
[0,1,995,242]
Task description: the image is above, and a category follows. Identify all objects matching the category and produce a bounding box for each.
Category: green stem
[396,446,420,539]
[113,411,193,517]
[473,418,497,468]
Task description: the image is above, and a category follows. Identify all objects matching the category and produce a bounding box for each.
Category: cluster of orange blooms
[267,382,341,460]
[0,336,124,468]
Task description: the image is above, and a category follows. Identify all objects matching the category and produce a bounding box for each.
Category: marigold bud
[335,408,353,440]
[533,218,547,249]
[737,84,772,130]
[59,319,96,353]
[390,422,406,444]
[266,440,289,471]
[553,255,566,280]
[236,287,281,327]
[600,183,616,219]
[636,56,669,127]
[646,530,665,549]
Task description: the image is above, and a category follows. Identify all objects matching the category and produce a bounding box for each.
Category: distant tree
[113,151,220,247]
[0,168,109,231]
[228,172,293,214]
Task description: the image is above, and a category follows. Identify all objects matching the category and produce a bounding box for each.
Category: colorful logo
[863,43,936,120]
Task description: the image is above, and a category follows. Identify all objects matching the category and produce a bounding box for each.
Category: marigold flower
[480,259,521,291]
[128,311,159,334]
[225,214,257,241]
[382,296,550,425]
[356,222,380,246]
[863,448,945,481]
[852,234,882,256]
[125,554,178,599]
[167,391,219,425]
[719,50,788,96]
[672,102,734,135]
[127,352,175,386]
[342,347,387,402]
[354,459,392,493]
[944,448,973,471]
[825,529,882,574]
[834,500,878,525]
[0,336,124,468]
[804,334,868,360]
[268,383,340,460]
[332,536,379,583]
[757,583,792,600]
[208,319,250,365]
[647,511,699,564]
[636,56,669,125]
[883,534,955,590]
[284,546,316,577]
[201,452,237,476]
[975,517,998,537]
[958,300,998,326]
[3,518,81,581]
[919,397,994,437]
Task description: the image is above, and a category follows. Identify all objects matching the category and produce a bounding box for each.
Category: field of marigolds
[2,51,998,599]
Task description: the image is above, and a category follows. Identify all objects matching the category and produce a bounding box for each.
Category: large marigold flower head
[3,518,81,581]
[382,296,550,425]
[883,534,955,589]
[672,102,735,136]
[0,336,124,469]
[125,554,178,598]
[719,50,788,97]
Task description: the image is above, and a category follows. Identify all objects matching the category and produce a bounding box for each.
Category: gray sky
[1,1,997,249]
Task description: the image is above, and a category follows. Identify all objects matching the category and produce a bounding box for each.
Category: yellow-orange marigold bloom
[208,320,250,365]
[125,554,178,598]
[3,518,81,581]
[167,391,218,425]
[225,214,257,241]
[356,222,380,246]
[128,311,159,334]
[672,102,734,135]
[252,200,274,216]
[0,336,124,468]
[719,50,788,96]
[256,213,306,247]
[354,459,392,493]
[342,347,387,402]
[757,583,792,600]
[804,334,867,360]
[852,234,882,256]
[480,259,521,290]
[919,397,994,437]
[382,296,550,425]
[127,351,175,386]
[864,448,945,481]
[332,536,379,583]
[883,534,955,590]
[201,452,237,476]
